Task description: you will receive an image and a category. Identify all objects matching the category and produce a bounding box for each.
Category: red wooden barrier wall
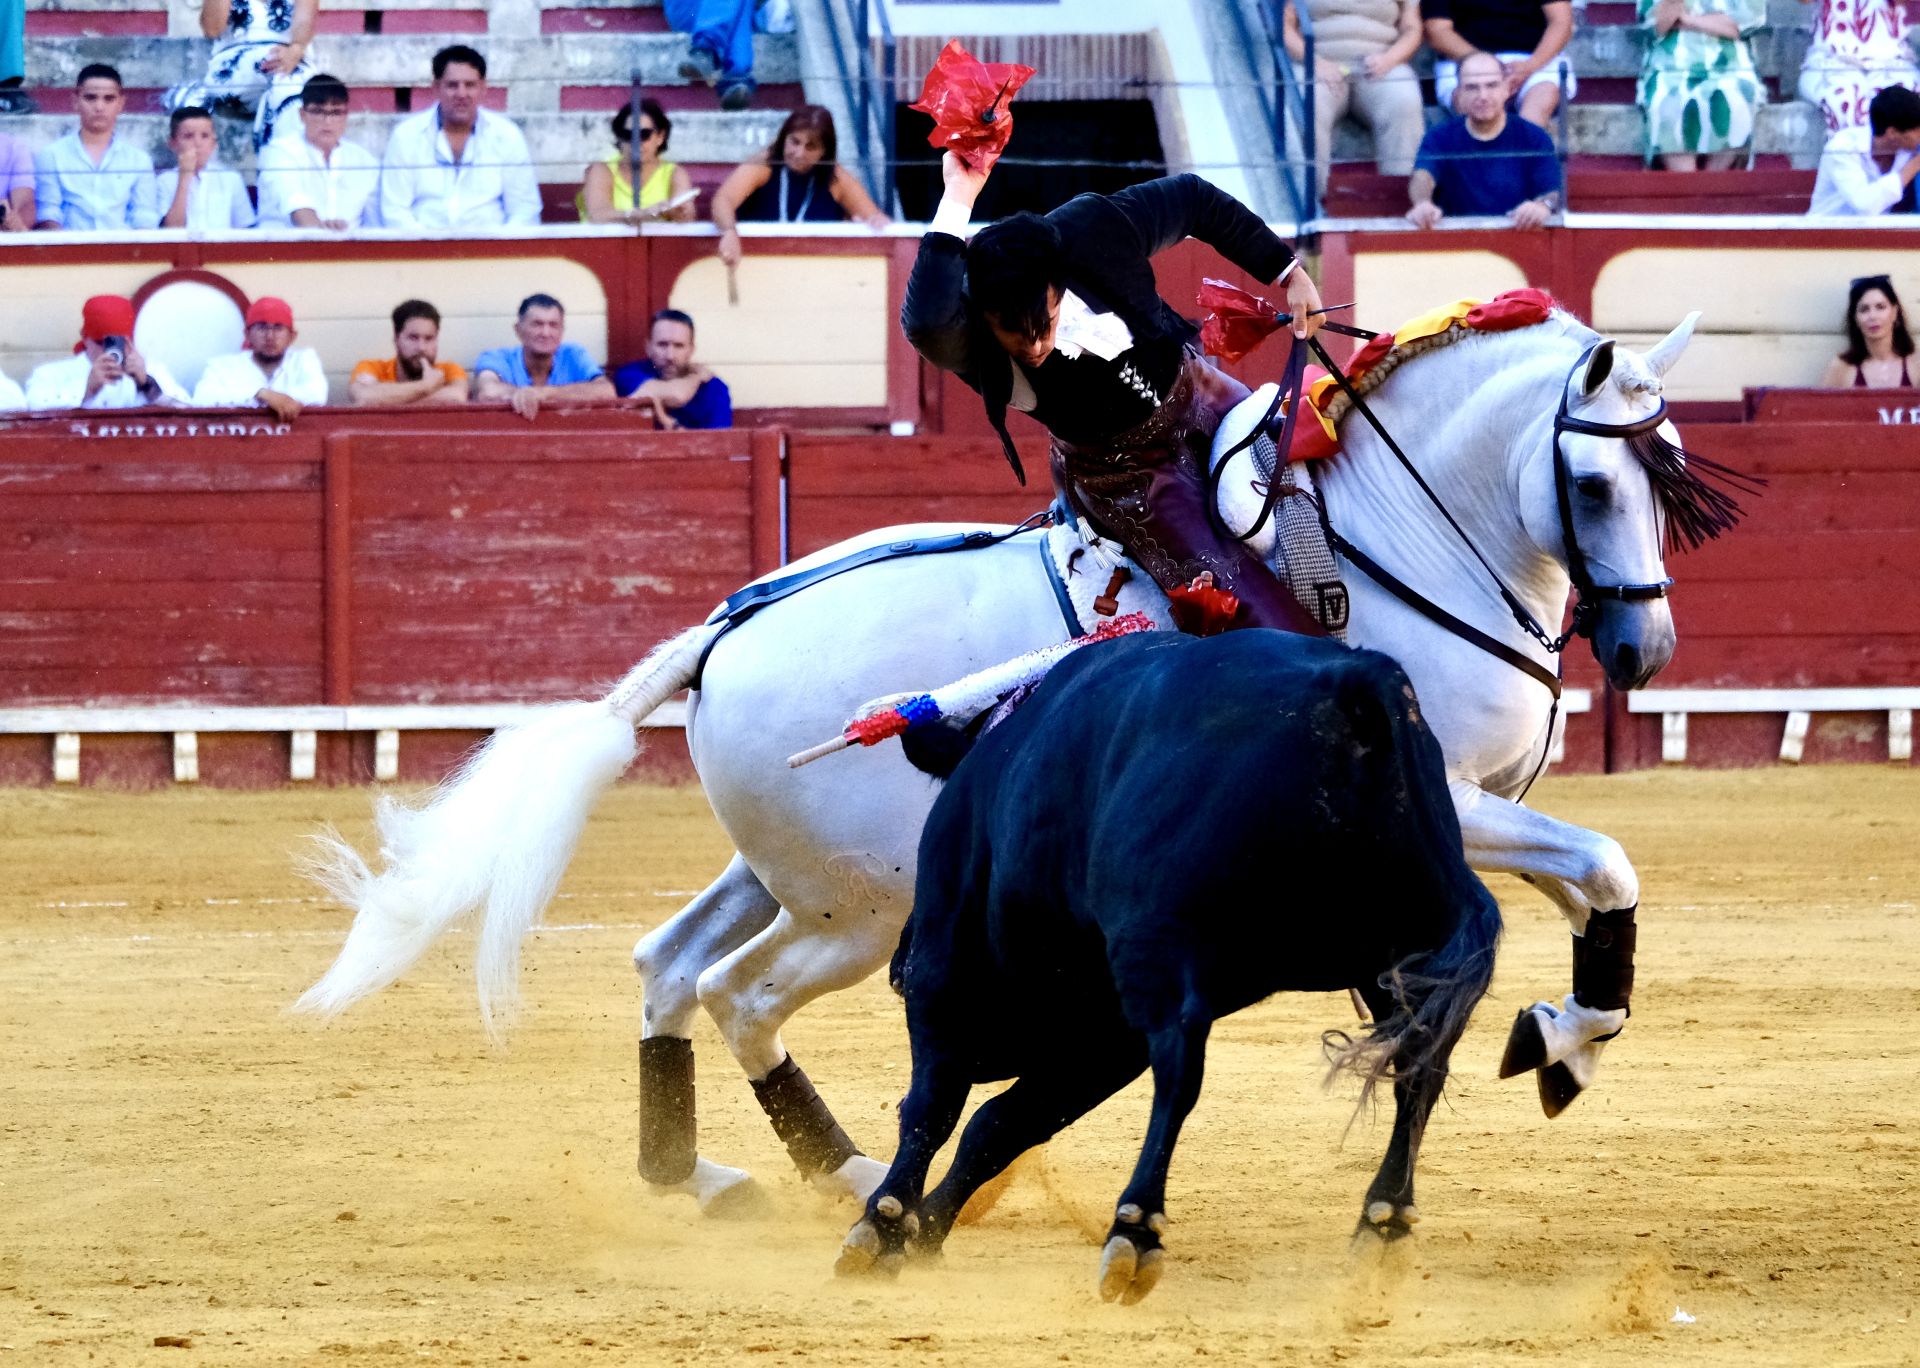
[1,412,1914,783]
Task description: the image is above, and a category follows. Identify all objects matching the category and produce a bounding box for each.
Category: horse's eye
[1574,474,1613,501]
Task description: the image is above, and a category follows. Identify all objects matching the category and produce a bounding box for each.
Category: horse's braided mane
[1319,310,1762,553]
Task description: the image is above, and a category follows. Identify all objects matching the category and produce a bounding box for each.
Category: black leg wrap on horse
[1572,905,1638,1013]
[637,1036,698,1186]
[750,1054,862,1178]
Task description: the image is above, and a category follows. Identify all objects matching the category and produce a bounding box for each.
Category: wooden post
[322,434,354,706]
[749,427,786,576]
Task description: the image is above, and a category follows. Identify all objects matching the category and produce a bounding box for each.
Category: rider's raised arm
[900,214,979,386]
[1099,173,1298,285]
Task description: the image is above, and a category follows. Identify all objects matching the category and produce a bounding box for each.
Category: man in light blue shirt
[473,293,614,420]
[34,63,160,231]
[379,45,540,231]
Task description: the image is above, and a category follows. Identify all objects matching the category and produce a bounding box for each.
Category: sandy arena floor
[1,767,1916,1367]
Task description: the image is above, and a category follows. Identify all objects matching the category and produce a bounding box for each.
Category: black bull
[835,631,1504,1303]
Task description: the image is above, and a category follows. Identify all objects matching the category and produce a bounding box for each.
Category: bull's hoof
[1537,1059,1585,1118]
[1498,1005,1551,1079]
[1353,1199,1420,1245]
[834,1195,919,1279]
[1097,1205,1167,1305]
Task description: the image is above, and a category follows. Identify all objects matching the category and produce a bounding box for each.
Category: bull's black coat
[842,630,1503,1300]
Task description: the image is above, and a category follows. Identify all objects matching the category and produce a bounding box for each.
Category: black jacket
[900,174,1296,482]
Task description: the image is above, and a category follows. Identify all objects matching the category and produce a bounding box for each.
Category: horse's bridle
[1548,340,1674,650]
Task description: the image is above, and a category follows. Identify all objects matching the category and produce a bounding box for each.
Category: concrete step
[23,32,799,89]
[0,106,793,177]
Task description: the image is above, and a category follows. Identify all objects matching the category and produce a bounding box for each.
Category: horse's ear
[1580,340,1617,397]
[1644,310,1702,380]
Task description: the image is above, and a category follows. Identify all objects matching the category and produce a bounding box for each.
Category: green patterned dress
[1638,0,1767,157]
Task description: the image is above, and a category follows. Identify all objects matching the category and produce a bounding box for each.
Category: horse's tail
[293,624,718,1035]
[1320,654,1503,1122]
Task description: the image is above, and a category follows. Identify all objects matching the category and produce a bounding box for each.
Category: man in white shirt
[1809,85,1920,216]
[26,294,190,410]
[257,73,380,230]
[33,63,160,231]
[156,106,257,231]
[192,296,328,419]
[379,45,540,231]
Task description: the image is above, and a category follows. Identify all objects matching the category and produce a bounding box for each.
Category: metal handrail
[832,0,897,211]
[1254,0,1319,225]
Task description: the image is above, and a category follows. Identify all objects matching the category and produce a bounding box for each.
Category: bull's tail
[293,624,717,1035]
[1320,653,1503,1118]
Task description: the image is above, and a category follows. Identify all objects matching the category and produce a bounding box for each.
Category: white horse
[298,307,1737,1213]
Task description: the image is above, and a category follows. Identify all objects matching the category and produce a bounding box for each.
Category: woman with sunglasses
[580,99,696,224]
[1821,274,1916,387]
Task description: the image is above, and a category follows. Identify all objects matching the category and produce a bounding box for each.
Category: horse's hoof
[811,1153,891,1205]
[1537,1059,1585,1117]
[1498,1004,1551,1078]
[697,1175,771,1220]
[835,1218,904,1279]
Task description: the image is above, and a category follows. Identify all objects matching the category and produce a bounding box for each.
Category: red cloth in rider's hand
[1198,278,1284,364]
[909,40,1035,173]
[1167,573,1242,637]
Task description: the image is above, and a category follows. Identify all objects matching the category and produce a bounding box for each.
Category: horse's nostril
[1616,644,1641,683]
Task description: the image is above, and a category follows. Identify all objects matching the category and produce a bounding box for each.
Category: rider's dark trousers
[1053,351,1326,638]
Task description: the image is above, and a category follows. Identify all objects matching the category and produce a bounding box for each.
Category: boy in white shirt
[156,106,257,230]
[193,296,328,419]
[256,74,380,230]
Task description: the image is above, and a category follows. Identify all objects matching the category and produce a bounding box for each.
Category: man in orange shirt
[349,299,469,405]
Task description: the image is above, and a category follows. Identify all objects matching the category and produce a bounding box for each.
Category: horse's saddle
[1044,384,1350,639]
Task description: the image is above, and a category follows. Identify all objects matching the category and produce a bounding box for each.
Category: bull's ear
[1580,340,1617,397]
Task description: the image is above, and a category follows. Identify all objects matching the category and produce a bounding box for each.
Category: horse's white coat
[299,311,1695,1204]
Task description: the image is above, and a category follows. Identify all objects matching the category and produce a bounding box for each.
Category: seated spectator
[1283,0,1425,192]
[672,0,757,111]
[1797,0,1919,135]
[1408,51,1561,227]
[0,0,29,115]
[257,74,380,230]
[614,309,732,429]
[33,65,159,231]
[381,46,539,231]
[1423,0,1574,126]
[711,106,890,266]
[0,366,23,410]
[473,293,615,421]
[1640,0,1765,170]
[157,107,256,230]
[1808,84,1920,214]
[580,100,696,225]
[25,295,189,410]
[1819,274,1916,386]
[350,299,469,406]
[167,0,317,149]
[192,297,328,419]
[0,126,32,231]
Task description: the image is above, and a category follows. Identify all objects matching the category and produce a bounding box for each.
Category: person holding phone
[25,295,188,411]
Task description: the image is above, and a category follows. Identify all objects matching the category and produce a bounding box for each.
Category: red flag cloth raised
[1197,278,1287,364]
[909,40,1036,173]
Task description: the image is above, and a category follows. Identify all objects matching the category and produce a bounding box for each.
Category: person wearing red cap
[25,294,188,411]
[192,296,329,419]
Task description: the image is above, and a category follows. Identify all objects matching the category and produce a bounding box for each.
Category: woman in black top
[710,106,890,267]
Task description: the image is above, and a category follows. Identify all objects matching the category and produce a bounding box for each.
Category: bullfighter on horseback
[901,149,1329,637]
